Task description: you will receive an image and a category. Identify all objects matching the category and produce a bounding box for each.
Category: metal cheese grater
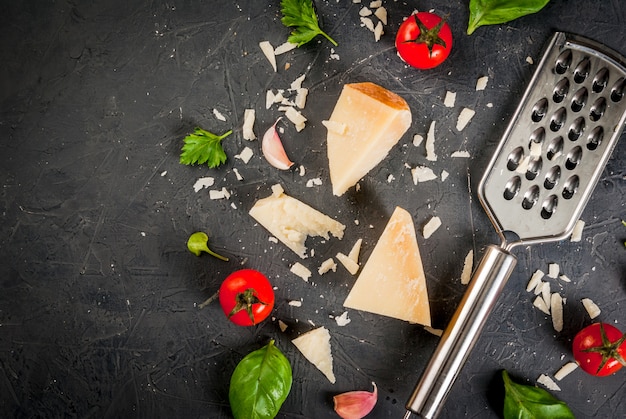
[405,32,626,419]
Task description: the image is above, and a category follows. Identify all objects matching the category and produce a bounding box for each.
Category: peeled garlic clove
[333,382,377,419]
[262,119,294,170]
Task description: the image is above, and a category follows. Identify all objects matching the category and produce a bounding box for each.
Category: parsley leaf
[179,127,232,169]
[280,0,337,47]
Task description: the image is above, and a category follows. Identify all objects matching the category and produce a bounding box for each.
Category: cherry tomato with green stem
[395,12,452,70]
[219,269,275,326]
[572,322,626,376]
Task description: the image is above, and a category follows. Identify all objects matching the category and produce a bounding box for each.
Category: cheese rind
[343,207,431,326]
[249,185,345,258]
[326,82,412,196]
[292,327,335,383]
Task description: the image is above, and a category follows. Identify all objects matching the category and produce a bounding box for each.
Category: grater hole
[522,185,540,210]
[610,77,625,102]
[573,57,591,83]
[526,156,543,181]
[544,165,561,190]
[507,146,525,171]
[592,68,609,93]
[570,87,588,112]
[586,126,604,150]
[549,107,567,132]
[589,97,607,121]
[555,49,573,74]
[531,98,549,122]
[547,136,564,160]
[567,117,585,141]
[562,175,579,199]
[553,78,570,103]
[528,127,545,156]
[503,176,522,200]
[565,146,583,170]
[541,195,558,219]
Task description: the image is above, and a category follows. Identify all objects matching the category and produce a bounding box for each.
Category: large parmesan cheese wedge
[343,207,431,326]
[249,184,345,258]
[292,326,335,383]
[325,82,412,196]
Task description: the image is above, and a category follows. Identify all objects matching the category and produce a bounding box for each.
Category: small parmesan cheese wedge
[291,262,312,282]
[456,108,475,131]
[343,207,431,326]
[259,41,276,72]
[537,374,561,391]
[554,362,578,381]
[582,298,601,319]
[461,250,474,285]
[337,252,360,275]
[551,293,564,332]
[242,109,256,140]
[292,327,336,383]
[422,216,441,239]
[249,185,345,258]
[325,82,412,196]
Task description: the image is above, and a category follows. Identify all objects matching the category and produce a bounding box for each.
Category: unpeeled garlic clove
[261,118,294,170]
[333,382,377,419]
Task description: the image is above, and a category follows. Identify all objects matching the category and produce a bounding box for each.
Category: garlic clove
[333,382,377,419]
[261,118,294,170]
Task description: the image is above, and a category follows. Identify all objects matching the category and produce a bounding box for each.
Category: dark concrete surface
[1,1,625,418]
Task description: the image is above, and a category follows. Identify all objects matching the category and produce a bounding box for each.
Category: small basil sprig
[502,370,574,419]
[229,340,292,419]
[467,0,551,35]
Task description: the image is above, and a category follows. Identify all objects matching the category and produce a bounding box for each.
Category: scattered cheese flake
[571,219,585,242]
[334,311,351,326]
[235,146,254,164]
[278,319,288,332]
[551,293,564,332]
[306,178,323,187]
[526,269,544,292]
[209,187,230,200]
[322,119,348,135]
[537,374,560,391]
[411,166,438,184]
[295,88,308,109]
[475,76,489,91]
[425,121,437,161]
[451,150,470,158]
[348,239,363,264]
[423,216,442,239]
[559,274,571,283]
[282,106,307,131]
[526,56,534,65]
[374,7,387,25]
[290,74,306,91]
[266,90,276,109]
[242,109,256,140]
[461,250,474,285]
[548,263,559,278]
[160,171,167,177]
[233,168,243,181]
[582,298,601,319]
[318,258,337,275]
[443,91,456,107]
[541,282,551,310]
[456,108,475,131]
[374,21,384,41]
[193,177,215,192]
[289,300,303,307]
[441,170,449,181]
[292,327,335,383]
[413,134,424,147]
[268,237,279,244]
[359,6,372,16]
[533,296,551,315]
[360,16,375,31]
[274,41,298,55]
[554,362,578,381]
[337,252,359,275]
[213,108,227,121]
[424,326,443,337]
[291,262,312,282]
[259,41,276,72]
[370,0,382,8]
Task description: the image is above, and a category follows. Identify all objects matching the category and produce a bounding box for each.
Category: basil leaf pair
[468,0,551,35]
[229,340,292,419]
[502,370,574,419]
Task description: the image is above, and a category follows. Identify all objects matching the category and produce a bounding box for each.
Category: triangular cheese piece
[292,327,335,383]
[343,207,431,326]
[325,82,412,196]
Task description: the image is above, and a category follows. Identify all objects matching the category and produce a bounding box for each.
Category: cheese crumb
[537,374,560,391]
[461,249,474,285]
[451,150,470,158]
[360,16,375,31]
[193,177,215,193]
[289,300,303,307]
[209,187,230,200]
[337,252,359,275]
[571,219,585,242]
[582,298,601,319]
[233,168,243,181]
[425,121,437,161]
[423,216,442,239]
[242,109,256,140]
[278,319,288,332]
[348,239,363,264]
[334,311,351,326]
[456,108,475,131]
[533,296,550,315]
[411,166,438,184]
[424,326,443,337]
[318,258,337,275]
[443,91,456,107]
[291,262,312,282]
[554,362,578,381]
[374,7,387,24]
[548,263,560,278]
[322,119,348,135]
[359,6,372,16]
[526,269,544,292]
[274,41,298,55]
[213,108,227,121]
[306,178,323,188]
[441,170,449,182]
[551,293,564,332]
[235,146,254,164]
[475,76,489,91]
[374,21,384,41]
[259,41,276,72]
[413,134,424,147]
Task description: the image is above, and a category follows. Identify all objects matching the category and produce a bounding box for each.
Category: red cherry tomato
[572,322,626,376]
[218,269,275,326]
[395,12,452,69]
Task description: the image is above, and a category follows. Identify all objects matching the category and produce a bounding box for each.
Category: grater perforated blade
[405,32,626,419]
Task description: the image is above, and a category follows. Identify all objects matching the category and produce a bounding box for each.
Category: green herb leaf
[186,232,228,261]
[502,370,574,419]
[467,0,551,35]
[280,0,338,47]
[229,340,292,419]
[179,127,232,168]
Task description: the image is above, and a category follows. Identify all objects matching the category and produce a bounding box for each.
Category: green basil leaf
[229,340,292,419]
[467,0,551,35]
[502,370,574,419]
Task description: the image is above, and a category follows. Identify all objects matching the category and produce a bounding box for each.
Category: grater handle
[405,245,517,419]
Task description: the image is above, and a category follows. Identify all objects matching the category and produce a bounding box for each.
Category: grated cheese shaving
[423,216,442,239]
[554,362,578,381]
[537,374,561,391]
[582,298,601,319]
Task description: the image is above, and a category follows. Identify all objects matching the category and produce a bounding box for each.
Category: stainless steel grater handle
[404,245,517,419]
